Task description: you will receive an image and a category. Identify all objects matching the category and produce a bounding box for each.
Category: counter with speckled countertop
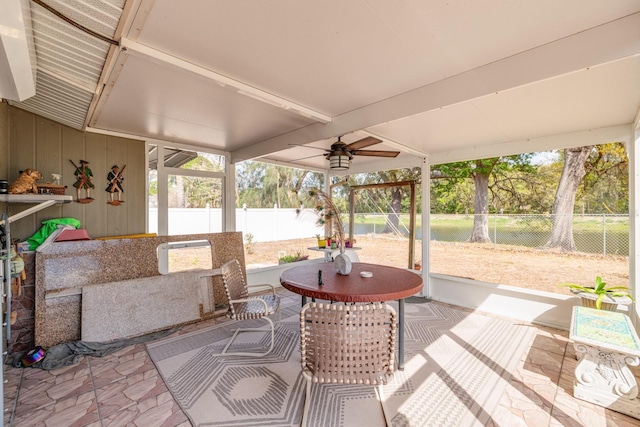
[35,232,245,348]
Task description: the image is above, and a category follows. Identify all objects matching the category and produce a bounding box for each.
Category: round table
[280,262,424,369]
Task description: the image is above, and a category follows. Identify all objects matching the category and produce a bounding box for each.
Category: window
[235,160,325,268]
[157,240,213,274]
[429,144,629,293]
[149,144,226,236]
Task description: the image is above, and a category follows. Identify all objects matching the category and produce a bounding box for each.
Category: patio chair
[300,302,396,425]
[216,259,280,357]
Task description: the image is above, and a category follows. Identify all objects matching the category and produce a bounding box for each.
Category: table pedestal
[573,343,640,418]
[570,306,640,420]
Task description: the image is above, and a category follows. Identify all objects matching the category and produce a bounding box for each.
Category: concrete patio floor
[3,290,639,426]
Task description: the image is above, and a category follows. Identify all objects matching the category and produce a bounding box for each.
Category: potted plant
[559,276,634,310]
[278,251,310,264]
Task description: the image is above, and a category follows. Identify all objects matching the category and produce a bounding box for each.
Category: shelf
[0,194,73,203]
[307,246,361,253]
[0,194,73,225]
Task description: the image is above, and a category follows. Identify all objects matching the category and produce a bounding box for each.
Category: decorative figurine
[70,159,94,203]
[52,174,62,185]
[106,164,126,205]
[7,169,42,194]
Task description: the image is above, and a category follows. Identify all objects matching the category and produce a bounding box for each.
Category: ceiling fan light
[329,154,350,170]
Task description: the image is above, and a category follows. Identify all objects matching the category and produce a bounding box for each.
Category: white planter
[570,288,633,311]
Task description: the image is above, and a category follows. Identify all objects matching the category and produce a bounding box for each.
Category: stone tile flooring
[3,290,639,426]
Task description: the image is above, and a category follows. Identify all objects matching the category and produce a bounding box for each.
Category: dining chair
[216,259,280,357]
[299,302,397,425]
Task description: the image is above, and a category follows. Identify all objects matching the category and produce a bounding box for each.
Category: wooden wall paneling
[7,107,148,241]
[8,108,36,179]
[125,139,146,235]
[85,133,108,237]
[61,126,87,232]
[105,136,128,236]
[0,104,8,236]
[34,117,63,229]
[8,108,37,241]
[0,103,9,178]
[35,117,62,187]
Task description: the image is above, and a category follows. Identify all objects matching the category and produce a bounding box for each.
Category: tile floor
[3,290,640,426]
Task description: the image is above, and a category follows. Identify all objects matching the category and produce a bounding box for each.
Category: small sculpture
[106,164,126,205]
[70,159,95,202]
[7,169,42,194]
[52,174,62,185]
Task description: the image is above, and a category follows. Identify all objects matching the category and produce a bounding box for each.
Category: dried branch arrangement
[297,188,345,254]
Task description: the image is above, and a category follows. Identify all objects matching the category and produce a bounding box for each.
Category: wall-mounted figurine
[7,169,42,194]
[70,159,94,203]
[106,164,126,206]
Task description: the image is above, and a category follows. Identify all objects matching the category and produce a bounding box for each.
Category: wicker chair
[216,259,280,357]
[300,302,397,425]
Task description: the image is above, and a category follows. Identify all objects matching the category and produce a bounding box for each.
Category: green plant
[559,276,634,309]
[244,233,254,254]
[278,251,309,264]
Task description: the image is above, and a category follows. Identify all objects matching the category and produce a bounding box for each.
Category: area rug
[146,301,535,427]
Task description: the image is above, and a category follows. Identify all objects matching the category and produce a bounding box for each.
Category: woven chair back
[300,302,397,385]
[221,260,250,317]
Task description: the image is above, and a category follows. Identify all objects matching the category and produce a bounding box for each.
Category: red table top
[279,262,423,303]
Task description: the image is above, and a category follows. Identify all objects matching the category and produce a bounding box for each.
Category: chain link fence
[351,213,629,256]
[429,214,629,256]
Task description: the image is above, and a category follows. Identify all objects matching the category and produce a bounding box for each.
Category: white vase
[334,253,352,275]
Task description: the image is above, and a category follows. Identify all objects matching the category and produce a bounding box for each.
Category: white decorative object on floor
[570,306,640,419]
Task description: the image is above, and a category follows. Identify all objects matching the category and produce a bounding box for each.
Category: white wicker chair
[300,302,397,425]
[216,259,280,357]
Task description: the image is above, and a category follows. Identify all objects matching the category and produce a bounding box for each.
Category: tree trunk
[469,172,492,243]
[176,175,186,208]
[383,187,402,233]
[544,146,592,251]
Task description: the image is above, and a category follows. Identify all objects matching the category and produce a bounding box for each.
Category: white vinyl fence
[149,207,323,242]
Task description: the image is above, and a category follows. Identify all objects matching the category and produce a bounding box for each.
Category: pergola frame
[348,180,418,270]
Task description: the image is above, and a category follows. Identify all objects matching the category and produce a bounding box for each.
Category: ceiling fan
[292,136,400,171]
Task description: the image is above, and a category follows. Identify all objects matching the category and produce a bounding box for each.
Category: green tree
[544,146,593,250]
[167,156,223,208]
[545,142,628,251]
[236,161,324,208]
[578,142,628,213]
[431,154,534,242]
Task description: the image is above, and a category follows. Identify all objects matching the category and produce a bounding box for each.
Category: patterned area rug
[146,301,534,427]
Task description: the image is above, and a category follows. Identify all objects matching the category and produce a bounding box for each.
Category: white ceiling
[4,0,640,172]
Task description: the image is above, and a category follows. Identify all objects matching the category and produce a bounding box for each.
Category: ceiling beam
[232,12,640,163]
[430,124,634,165]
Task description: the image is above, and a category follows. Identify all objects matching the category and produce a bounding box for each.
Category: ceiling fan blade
[344,136,382,151]
[352,149,400,158]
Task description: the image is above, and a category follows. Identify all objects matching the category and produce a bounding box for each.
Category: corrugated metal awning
[8,0,124,130]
